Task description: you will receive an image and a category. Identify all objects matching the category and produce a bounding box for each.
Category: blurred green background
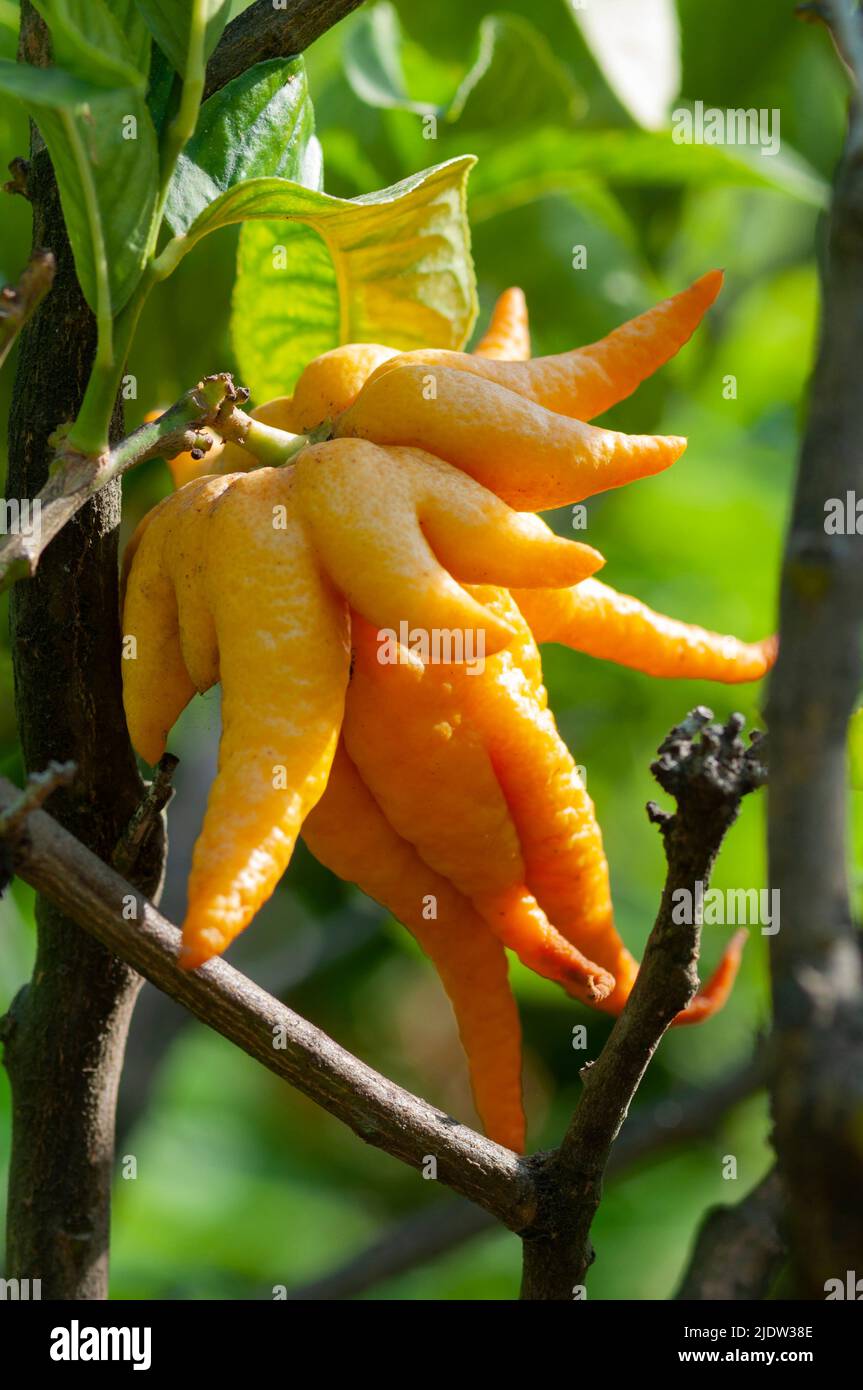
[0,0,843,1298]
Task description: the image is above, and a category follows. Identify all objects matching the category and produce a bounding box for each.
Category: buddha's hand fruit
[124,274,776,1150]
[122,441,603,966]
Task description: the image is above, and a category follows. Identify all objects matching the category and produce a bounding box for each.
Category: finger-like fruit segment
[477,886,615,1003]
[335,365,686,511]
[303,741,526,1151]
[363,271,722,420]
[294,439,517,654]
[343,608,617,1006]
[122,476,229,765]
[473,287,531,361]
[514,580,778,683]
[404,447,605,588]
[180,469,350,968]
[672,930,748,1026]
[456,591,631,997]
[289,342,399,431]
[122,514,196,766]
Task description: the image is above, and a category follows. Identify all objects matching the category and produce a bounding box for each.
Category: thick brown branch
[0,776,534,1231]
[3,1,166,1301]
[766,0,863,1298]
[519,709,767,1300]
[675,1168,786,1300]
[204,0,367,100]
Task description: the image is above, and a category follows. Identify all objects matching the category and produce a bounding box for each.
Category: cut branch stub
[647,707,768,857]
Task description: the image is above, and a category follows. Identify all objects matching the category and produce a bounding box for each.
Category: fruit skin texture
[125,276,775,1148]
[513,581,777,683]
[472,286,531,361]
[122,437,601,967]
[360,270,723,421]
[284,342,398,431]
[340,588,745,1022]
[293,439,604,653]
[123,468,351,968]
[335,362,687,512]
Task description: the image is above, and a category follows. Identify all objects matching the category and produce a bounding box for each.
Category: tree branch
[0,775,534,1231]
[204,0,367,101]
[766,0,863,1297]
[0,249,55,370]
[0,374,304,593]
[2,0,367,1304]
[0,758,76,836]
[112,754,178,881]
[1,707,767,1298]
[519,709,767,1300]
[286,1047,768,1301]
[675,1167,786,1300]
[3,0,168,1302]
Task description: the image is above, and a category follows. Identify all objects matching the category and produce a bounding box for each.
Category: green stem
[65,267,156,456]
[0,374,243,595]
[65,2,211,456]
[108,375,236,474]
[223,414,309,466]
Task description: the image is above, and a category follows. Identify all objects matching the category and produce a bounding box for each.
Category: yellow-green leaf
[227,156,477,401]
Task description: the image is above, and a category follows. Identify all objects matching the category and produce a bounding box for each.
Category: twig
[116,901,382,1148]
[0,775,534,1230]
[766,0,863,1297]
[0,759,76,838]
[112,755,179,880]
[204,0,367,100]
[675,1167,786,1300]
[0,249,55,370]
[4,156,32,201]
[519,709,768,1300]
[0,709,767,1298]
[0,374,303,593]
[286,1046,768,1301]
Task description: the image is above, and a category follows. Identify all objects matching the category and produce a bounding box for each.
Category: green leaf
[0,0,19,40]
[345,4,582,129]
[0,61,158,317]
[106,0,152,79]
[145,41,177,133]
[164,57,318,236]
[343,2,432,114]
[446,15,583,130]
[850,709,863,791]
[133,0,232,77]
[225,157,477,400]
[467,128,829,218]
[31,0,148,91]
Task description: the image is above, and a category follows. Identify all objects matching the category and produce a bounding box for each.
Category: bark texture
[2,3,164,1300]
[766,5,863,1296]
